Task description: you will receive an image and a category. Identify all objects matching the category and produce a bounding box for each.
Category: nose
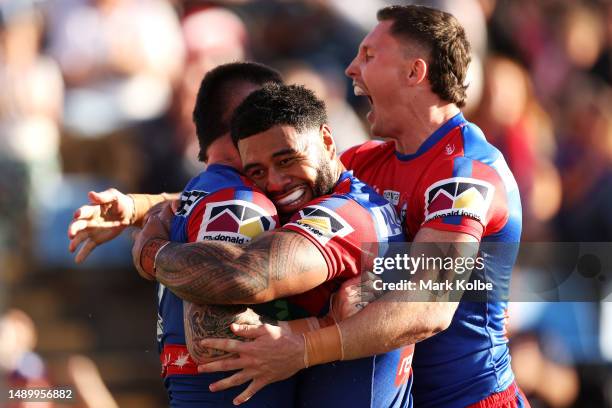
[266,167,291,195]
[345,56,358,79]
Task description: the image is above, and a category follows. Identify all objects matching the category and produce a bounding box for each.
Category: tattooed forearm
[155,230,321,305]
[184,301,276,363]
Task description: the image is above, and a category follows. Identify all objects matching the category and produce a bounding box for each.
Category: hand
[197,323,305,405]
[68,189,134,263]
[330,272,380,321]
[131,212,171,280]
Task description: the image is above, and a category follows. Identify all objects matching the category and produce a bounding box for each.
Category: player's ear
[406,58,428,86]
[320,124,336,159]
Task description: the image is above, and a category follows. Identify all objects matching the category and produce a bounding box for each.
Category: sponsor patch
[424,177,494,223]
[383,190,401,206]
[197,200,276,243]
[371,203,403,239]
[286,205,354,245]
[176,190,209,217]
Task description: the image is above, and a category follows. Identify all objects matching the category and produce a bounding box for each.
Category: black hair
[231,83,327,144]
[193,62,283,161]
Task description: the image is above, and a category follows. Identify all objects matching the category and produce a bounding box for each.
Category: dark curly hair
[231,84,328,145]
[377,5,471,107]
[193,62,283,161]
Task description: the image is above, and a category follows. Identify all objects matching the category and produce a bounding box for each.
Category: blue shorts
[165,373,297,408]
[295,347,413,408]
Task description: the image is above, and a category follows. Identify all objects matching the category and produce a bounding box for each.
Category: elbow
[420,303,456,341]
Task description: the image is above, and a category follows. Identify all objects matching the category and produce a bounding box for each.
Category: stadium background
[0,0,611,406]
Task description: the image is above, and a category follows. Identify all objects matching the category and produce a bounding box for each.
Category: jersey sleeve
[412,157,509,240]
[175,187,278,244]
[281,196,379,280]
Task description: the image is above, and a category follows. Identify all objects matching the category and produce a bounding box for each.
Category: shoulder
[340,140,393,169]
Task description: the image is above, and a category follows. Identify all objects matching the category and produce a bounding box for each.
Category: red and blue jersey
[279,171,413,408]
[161,163,294,408]
[162,164,412,407]
[341,113,522,407]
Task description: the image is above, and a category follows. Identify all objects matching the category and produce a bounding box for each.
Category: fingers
[230,324,269,339]
[233,380,265,406]
[75,239,98,264]
[73,205,97,221]
[69,230,90,253]
[68,211,123,239]
[88,189,119,205]
[199,338,245,354]
[208,371,250,392]
[198,356,246,373]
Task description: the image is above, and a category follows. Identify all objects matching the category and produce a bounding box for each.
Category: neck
[392,101,461,154]
[331,157,346,182]
[207,157,240,168]
[206,136,241,169]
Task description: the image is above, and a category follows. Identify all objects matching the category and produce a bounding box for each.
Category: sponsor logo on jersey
[176,190,209,217]
[394,346,414,387]
[287,205,354,245]
[372,203,403,239]
[197,199,276,243]
[383,190,401,206]
[424,177,494,223]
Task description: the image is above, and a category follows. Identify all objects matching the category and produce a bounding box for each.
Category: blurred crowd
[0,0,611,407]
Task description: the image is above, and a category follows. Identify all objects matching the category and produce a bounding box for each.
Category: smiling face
[345,21,419,138]
[238,125,336,218]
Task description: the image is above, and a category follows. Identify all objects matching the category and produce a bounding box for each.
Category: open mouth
[272,186,309,210]
[354,82,375,123]
[353,83,373,105]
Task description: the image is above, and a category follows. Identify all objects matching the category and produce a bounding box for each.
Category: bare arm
[138,223,329,305]
[338,227,477,359]
[184,302,276,363]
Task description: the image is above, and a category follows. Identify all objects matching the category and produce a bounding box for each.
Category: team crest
[287,205,354,245]
[424,177,494,223]
[176,190,209,217]
[197,200,276,244]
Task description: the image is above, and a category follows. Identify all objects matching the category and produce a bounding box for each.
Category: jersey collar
[394,112,466,161]
[206,163,241,173]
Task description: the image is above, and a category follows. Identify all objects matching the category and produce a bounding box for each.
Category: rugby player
[69,62,299,407]
[197,5,528,408]
[133,83,413,407]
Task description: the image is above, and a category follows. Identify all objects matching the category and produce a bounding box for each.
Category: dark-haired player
[69,62,299,407]
[133,83,412,408]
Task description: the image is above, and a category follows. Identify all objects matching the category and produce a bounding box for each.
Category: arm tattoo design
[184,301,276,363]
[155,230,319,304]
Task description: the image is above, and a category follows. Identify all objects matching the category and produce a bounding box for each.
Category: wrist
[303,322,344,368]
[140,238,170,279]
[128,194,168,226]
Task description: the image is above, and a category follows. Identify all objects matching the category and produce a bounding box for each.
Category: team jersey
[159,163,295,408]
[341,113,522,408]
[277,170,413,408]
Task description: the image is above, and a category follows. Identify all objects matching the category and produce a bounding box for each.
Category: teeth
[353,85,368,97]
[276,189,305,205]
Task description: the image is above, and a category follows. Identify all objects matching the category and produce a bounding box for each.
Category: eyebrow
[272,148,299,158]
[242,148,299,173]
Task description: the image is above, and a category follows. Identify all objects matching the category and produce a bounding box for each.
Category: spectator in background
[45,0,184,134]
[471,55,562,240]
